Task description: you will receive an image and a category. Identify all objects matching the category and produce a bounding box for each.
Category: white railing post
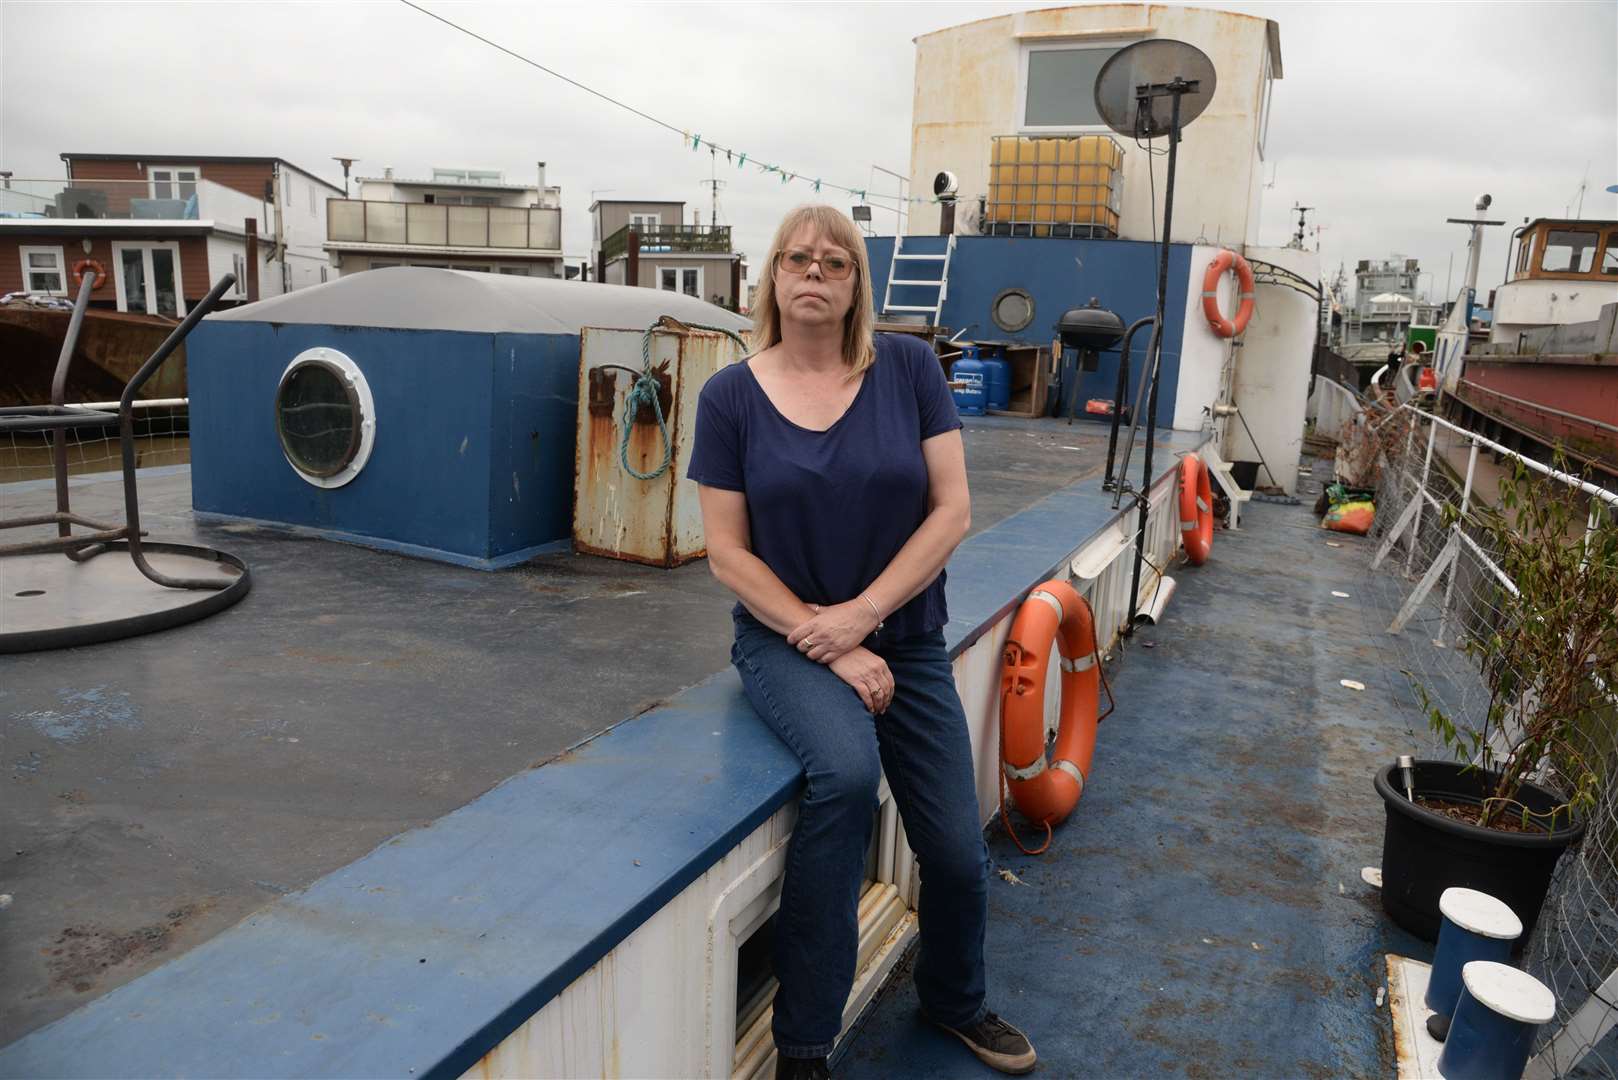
[1405,419,1439,575]
[1435,440,1481,645]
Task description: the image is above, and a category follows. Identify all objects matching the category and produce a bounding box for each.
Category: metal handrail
[1402,403,1618,506]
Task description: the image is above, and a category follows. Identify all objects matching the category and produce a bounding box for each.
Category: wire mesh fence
[1360,404,1618,1078]
[0,402,189,488]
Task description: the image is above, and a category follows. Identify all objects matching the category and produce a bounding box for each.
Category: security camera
[933,170,959,200]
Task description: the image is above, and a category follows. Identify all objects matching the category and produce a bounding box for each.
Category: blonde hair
[748,204,877,378]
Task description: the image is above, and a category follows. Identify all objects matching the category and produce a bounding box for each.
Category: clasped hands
[787,600,893,715]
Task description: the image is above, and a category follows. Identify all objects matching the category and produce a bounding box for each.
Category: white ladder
[881,234,956,325]
[1198,444,1253,531]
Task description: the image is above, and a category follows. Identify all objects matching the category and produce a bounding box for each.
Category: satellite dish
[1094,39,1217,139]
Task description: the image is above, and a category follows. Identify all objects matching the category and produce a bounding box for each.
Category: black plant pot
[1375,760,1585,942]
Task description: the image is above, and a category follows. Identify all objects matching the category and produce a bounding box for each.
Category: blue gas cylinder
[981,348,1011,412]
[951,347,986,417]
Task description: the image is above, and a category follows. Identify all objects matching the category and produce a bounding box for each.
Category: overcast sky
[4,1,1614,302]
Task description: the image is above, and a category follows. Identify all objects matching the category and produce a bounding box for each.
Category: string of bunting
[398,0,946,207]
[682,129,943,205]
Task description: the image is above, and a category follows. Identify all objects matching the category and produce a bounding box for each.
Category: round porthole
[991,288,1035,333]
[275,347,375,488]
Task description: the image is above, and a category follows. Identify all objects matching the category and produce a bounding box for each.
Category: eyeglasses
[776,248,855,280]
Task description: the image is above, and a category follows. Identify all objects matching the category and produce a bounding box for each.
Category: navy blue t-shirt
[686,333,963,639]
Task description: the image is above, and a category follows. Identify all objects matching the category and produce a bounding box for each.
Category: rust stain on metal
[586,367,619,419]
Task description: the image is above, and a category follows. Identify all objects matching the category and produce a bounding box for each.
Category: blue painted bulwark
[0,437,1200,1079]
[866,235,1193,423]
[187,322,578,564]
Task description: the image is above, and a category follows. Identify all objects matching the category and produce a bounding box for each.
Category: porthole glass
[991,288,1035,333]
[275,348,375,488]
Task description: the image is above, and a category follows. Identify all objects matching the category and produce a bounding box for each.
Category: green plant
[1415,455,1618,831]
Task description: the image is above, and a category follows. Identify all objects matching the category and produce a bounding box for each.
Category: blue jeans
[730,609,990,1059]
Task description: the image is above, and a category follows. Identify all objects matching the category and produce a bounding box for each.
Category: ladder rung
[893,253,948,261]
[884,305,940,313]
[889,279,942,287]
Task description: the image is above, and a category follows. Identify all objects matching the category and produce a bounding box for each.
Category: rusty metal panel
[669,327,742,558]
[575,324,741,566]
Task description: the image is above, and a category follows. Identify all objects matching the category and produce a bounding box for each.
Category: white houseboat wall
[872,3,1318,496]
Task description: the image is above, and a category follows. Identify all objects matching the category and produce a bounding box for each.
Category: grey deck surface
[0,414,1139,1045]
[839,459,1436,1079]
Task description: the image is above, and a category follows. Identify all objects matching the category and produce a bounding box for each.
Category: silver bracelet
[861,593,884,630]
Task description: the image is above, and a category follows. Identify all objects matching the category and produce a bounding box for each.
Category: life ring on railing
[999,580,1110,854]
[1179,455,1214,566]
[72,258,107,291]
[1201,250,1255,338]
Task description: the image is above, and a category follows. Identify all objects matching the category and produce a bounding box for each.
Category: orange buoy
[1201,249,1256,338]
[72,258,108,291]
[998,580,1104,853]
[1179,455,1214,566]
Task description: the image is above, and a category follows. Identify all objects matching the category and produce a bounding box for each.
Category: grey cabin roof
[206,267,751,336]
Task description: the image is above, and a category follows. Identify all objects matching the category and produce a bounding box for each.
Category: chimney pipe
[536,161,546,191]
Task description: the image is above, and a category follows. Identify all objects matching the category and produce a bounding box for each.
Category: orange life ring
[1201,249,1255,338]
[1179,455,1214,566]
[999,580,1103,853]
[72,258,107,291]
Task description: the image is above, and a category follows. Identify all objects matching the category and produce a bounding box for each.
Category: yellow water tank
[986,136,1122,237]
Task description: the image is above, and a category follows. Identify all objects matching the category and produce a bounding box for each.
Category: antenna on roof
[1290,204,1314,249]
[332,157,357,197]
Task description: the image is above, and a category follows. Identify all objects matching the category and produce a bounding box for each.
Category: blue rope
[619,318,748,481]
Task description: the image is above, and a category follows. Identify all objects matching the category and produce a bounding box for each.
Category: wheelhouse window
[1541,229,1599,274]
[1020,43,1128,130]
[1601,231,1618,276]
[20,246,66,294]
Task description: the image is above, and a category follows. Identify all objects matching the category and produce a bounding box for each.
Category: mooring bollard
[1426,887,1523,1041]
[1435,961,1556,1080]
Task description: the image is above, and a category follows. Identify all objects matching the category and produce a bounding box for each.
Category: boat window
[1540,229,1599,274]
[1602,232,1618,276]
[1022,44,1125,129]
[20,246,66,294]
[991,288,1035,332]
[275,348,376,489]
[1516,233,1533,274]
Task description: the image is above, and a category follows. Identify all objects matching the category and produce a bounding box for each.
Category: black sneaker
[934,1010,1037,1074]
[774,1052,831,1080]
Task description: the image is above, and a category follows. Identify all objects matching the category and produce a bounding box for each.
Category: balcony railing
[326,199,562,252]
[601,224,731,261]
[0,178,258,225]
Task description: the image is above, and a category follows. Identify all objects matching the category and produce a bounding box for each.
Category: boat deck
[839,462,1436,1078]
[1,413,1143,1046]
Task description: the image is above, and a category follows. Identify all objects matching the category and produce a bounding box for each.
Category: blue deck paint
[187,322,579,566]
[865,235,1193,424]
[0,433,1200,1078]
[837,474,1437,1078]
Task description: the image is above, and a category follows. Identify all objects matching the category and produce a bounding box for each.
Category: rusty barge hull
[0,303,189,406]
[1452,303,1618,483]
